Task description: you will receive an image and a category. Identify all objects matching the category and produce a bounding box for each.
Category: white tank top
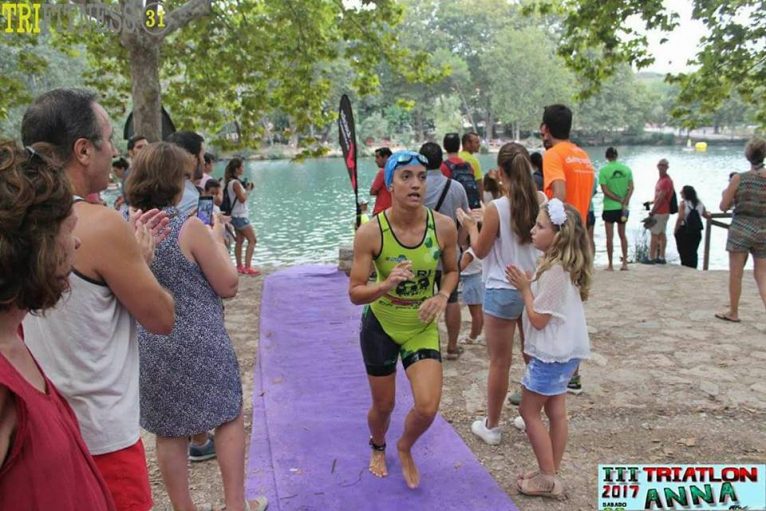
[482,196,540,289]
[23,272,139,455]
[227,180,248,218]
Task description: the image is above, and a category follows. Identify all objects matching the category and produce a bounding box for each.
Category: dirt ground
[144,264,766,510]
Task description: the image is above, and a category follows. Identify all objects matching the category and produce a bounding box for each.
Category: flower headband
[546,198,567,227]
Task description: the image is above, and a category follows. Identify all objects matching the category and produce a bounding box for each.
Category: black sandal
[369,437,386,451]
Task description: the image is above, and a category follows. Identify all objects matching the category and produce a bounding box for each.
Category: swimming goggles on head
[392,152,428,169]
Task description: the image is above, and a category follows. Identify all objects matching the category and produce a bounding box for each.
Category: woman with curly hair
[0,141,115,510]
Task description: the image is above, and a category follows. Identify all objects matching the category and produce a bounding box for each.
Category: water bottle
[621,208,629,223]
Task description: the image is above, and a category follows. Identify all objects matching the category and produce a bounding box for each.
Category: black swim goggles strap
[369,437,386,451]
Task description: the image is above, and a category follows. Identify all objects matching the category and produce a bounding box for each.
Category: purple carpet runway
[246,265,518,511]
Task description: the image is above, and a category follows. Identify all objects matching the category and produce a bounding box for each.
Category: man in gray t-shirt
[420,142,469,360]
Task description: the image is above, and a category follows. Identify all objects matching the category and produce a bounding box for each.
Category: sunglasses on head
[26,145,42,161]
[394,152,429,168]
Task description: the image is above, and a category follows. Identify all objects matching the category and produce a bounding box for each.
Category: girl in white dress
[506,198,592,500]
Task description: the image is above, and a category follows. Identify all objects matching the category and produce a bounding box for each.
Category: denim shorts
[521,357,580,396]
[461,273,484,305]
[483,287,523,320]
[231,216,250,230]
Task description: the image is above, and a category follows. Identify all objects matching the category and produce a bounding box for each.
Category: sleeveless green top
[370,208,441,343]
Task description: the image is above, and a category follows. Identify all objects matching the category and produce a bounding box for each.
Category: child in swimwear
[506,198,592,500]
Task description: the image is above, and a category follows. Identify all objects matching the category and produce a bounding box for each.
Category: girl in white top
[506,198,592,500]
[457,142,541,447]
[224,158,260,276]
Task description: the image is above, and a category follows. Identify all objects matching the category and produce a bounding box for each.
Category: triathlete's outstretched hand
[381,261,414,293]
[418,293,447,324]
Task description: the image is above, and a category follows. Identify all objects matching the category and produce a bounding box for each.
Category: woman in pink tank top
[0,141,115,511]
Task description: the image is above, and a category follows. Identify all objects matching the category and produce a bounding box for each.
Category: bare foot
[397,440,420,489]
[369,449,388,477]
[620,264,628,271]
[247,496,269,511]
[715,311,741,322]
[606,266,614,271]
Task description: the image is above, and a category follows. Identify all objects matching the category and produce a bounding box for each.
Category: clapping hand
[456,207,476,227]
[471,201,486,222]
[456,202,486,227]
[129,207,171,243]
[133,218,156,265]
[505,265,532,293]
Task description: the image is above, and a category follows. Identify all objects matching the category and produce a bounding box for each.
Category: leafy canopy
[529,0,766,129]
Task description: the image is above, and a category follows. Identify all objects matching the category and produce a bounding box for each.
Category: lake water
[210,145,751,271]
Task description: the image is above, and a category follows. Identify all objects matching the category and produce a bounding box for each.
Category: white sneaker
[471,417,502,445]
[512,416,526,431]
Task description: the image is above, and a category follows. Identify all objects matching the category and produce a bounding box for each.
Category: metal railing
[703,213,733,270]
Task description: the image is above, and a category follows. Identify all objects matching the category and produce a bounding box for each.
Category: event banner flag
[598,464,766,510]
[337,94,360,227]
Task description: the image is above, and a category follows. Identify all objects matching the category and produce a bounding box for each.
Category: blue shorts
[521,357,580,396]
[483,287,523,320]
[461,273,484,305]
[231,216,251,230]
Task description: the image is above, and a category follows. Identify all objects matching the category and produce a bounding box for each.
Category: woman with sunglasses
[348,150,458,490]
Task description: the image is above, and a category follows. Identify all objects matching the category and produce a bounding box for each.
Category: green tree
[481,25,573,140]
[0,33,88,138]
[574,66,651,139]
[536,0,766,129]
[636,73,679,128]
[3,0,439,146]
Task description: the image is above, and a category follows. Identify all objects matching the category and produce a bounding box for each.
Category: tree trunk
[453,83,476,133]
[125,38,162,142]
[319,123,332,144]
[485,111,493,142]
[415,109,424,142]
[118,0,211,142]
[288,118,299,148]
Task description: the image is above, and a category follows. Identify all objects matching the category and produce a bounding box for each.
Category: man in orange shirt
[541,104,595,226]
[540,104,594,396]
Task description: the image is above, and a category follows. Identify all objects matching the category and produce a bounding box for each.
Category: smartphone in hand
[196,196,214,226]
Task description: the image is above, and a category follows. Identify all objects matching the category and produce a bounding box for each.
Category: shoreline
[143,264,765,510]
[225,137,751,162]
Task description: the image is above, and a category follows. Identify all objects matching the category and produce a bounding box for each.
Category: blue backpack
[444,159,481,209]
